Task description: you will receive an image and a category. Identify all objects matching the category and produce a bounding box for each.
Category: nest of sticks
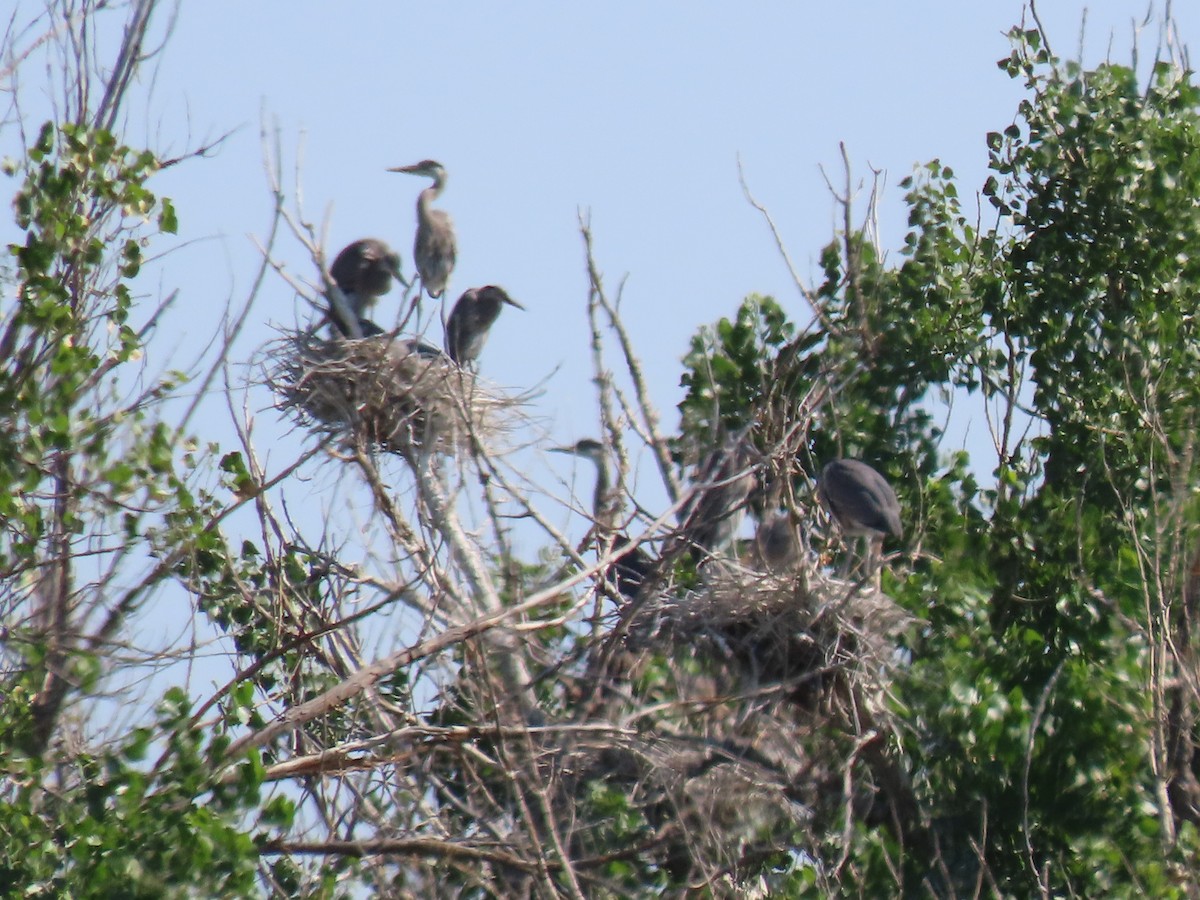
[627,559,911,708]
[266,328,518,456]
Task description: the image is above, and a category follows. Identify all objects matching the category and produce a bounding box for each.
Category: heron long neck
[418,175,445,213]
[587,455,613,525]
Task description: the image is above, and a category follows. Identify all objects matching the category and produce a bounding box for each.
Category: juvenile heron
[677,430,758,562]
[445,286,524,366]
[550,438,653,601]
[818,458,901,579]
[754,513,802,574]
[327,238,402,337]
[388,159,456,299]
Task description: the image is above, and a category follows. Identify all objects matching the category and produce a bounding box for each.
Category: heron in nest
[818,458,901,581]
[445,286,524,367]
[753,513,803,574]
[327,238,403,338]
[551,438,654,601]
[388,159,456,300]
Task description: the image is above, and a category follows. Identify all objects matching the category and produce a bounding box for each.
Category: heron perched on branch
[677,430,758,562]
[818,458,901,579]
[445,286,524,367]
[326,238,402,338]
[388,159,456,299]
[551,438,653,601]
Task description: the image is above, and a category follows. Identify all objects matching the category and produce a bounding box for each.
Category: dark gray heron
[445,286,524,366]
[388,159,456,299]
[677,430,758,562]
[817,458,901,579]
[551,438,653,601]
[327,238,402,337]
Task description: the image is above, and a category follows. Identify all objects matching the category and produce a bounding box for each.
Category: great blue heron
[445,286,524,366]
[550,438,653,601]
[817,458,901,579]
[388,159,456,299]
[677,430,758,562]
[327,238,402,337]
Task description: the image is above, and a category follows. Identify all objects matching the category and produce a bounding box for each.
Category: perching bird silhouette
[677,430,758,563]
[550,438,654,601]
[445,286,524,367]
[817,458,901,579]
[388,160,456,300]
[327,238,403,337]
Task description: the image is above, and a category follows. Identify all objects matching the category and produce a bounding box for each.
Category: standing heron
[327,238,402,338]
[445,286,524,367]
[388,159,456,299]
[817,458,901,580]
[677,430,758,562]
[550,438,653,601]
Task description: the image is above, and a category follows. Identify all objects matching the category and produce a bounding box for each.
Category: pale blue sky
[137,3,1196,447]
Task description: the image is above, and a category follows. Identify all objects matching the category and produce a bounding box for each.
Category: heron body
[755,513,801,574]
[818,459,901,539]
[327,238,401,337]
[678,431,758,561]
[389,160,456,299]
[445,286,524,366]
[551,438,653,601]
[818,458,900,580]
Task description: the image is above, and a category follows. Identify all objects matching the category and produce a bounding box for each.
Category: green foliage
[0,120,266,894]
[0,690,261,897]
[671,25,1200,897]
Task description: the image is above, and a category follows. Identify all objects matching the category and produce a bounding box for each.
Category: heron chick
[445,286,524,367]
[388,159,456,299]
[327,238,402,337]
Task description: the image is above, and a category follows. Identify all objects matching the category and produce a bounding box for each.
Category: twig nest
[266,328,517,455]
[629,562,910,704]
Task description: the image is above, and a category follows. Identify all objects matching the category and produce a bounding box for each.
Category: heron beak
[503,295,526,310]
[548,445,571,455]
[387,165,416,174]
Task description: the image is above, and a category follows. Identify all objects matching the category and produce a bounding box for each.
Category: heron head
[388,159,446,181]
[550,438,605,464]
[478,285,525,311]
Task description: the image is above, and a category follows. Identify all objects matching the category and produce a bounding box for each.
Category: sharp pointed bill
[550,438,654,601]
[389,159,456,299]
[444,285,524,366]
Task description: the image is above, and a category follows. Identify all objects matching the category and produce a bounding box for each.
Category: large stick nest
[265,329,520,455]
[627,560,911,707]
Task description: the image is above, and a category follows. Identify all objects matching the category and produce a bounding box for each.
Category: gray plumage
[444,285,524,366]
[550,438,653,600]
[388,159,456,299]
[327,238,402,337]
[755,513,801,573]
[817,459,901,539]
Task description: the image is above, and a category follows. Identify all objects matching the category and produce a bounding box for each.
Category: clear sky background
[4,2,1198,666]
[137,3,1195,450]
